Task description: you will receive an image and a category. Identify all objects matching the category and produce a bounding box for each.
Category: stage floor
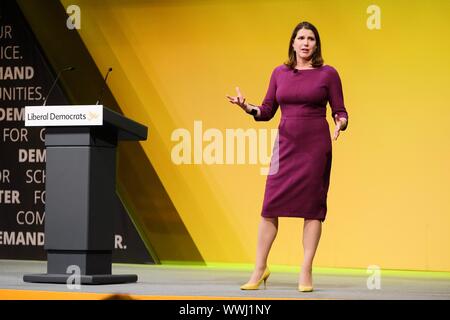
[1,260,449,300]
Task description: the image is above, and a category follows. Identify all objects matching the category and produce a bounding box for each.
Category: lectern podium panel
[23,105,147,285]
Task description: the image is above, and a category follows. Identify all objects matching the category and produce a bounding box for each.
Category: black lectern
[23,106,147,284]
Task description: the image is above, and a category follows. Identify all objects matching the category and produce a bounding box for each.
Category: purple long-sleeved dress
[254,64,348,221]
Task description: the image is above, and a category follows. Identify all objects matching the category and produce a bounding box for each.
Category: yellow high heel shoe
[240,268,271,290]
[298,285,314,292]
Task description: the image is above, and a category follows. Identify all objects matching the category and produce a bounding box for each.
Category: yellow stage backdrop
[60,0,450,271]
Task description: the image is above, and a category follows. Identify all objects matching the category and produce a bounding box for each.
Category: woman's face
[292,28,317,60]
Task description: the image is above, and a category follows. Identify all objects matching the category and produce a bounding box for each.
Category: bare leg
[247,217,278,283]
[299,219,322,286]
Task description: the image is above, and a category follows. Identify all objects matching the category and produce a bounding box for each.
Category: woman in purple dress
[227,21,348,292]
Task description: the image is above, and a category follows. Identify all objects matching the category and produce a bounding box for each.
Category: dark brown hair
[284,21,324,69]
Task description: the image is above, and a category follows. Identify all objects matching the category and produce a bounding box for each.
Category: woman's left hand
[333,114,347,141]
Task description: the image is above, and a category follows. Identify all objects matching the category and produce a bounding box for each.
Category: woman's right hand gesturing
[226,87,253,113]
